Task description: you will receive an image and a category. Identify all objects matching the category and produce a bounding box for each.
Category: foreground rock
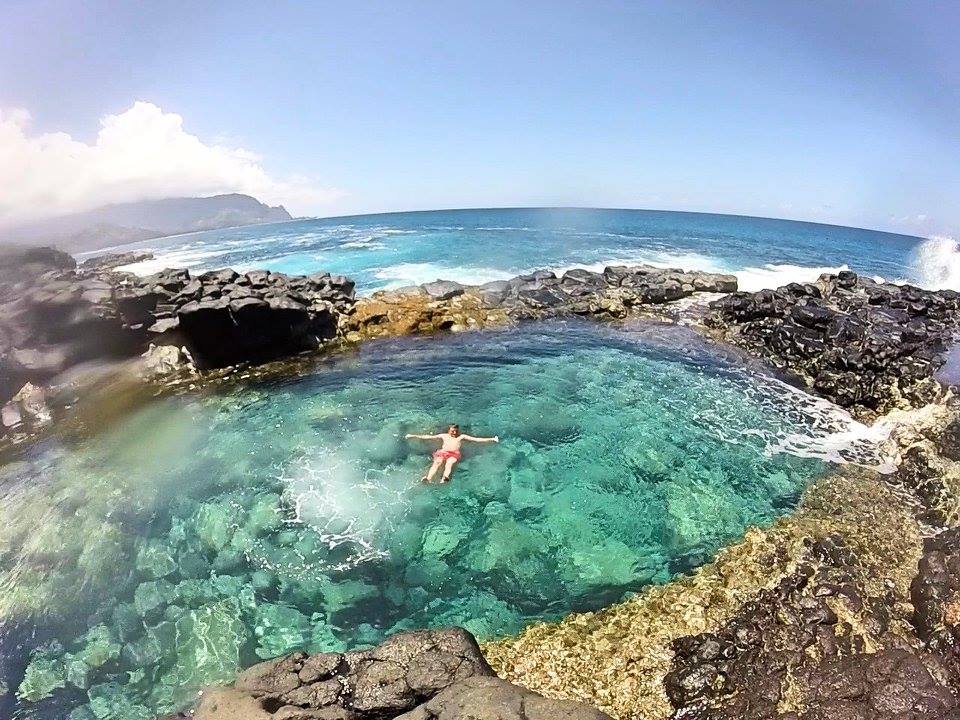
[663,539,958,719]
[191,628,609,720]
[707,270,960,417]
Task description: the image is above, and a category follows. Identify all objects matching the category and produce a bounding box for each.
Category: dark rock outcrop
[0,245,139,407]
[192,629,607,720]
[707,271,960,416]
[911,528,960,649]
[0,254,358,420]
[665,532,960,719]
[487,266,736,318]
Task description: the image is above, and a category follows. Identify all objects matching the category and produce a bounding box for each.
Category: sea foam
[374,262,516,289]
[910,235,960,290]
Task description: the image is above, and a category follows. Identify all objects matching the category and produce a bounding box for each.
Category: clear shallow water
[1,321,890,719]
[85,207,945,293]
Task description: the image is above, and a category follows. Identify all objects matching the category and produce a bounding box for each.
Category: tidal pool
[0,321,885,719]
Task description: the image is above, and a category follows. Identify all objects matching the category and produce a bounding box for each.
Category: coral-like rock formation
[345,289,509,341]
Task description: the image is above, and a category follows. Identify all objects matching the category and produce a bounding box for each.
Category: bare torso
[437,432,463,452]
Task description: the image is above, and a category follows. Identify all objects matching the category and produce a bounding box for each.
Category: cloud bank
[0,101,345,227]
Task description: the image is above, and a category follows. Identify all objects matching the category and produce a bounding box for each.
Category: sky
[1,0,958,235]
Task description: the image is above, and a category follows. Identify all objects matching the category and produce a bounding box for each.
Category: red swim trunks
[433,449,462,461]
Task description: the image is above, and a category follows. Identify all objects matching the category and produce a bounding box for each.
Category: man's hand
[404,433,414,439]
[494,436,500,443]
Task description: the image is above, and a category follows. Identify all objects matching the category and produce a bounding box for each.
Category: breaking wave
[910,236,960,290]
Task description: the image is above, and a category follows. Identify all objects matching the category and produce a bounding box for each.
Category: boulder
[477,281,512,306]
[396,676,612,720]
[198,268,240,285]
[139,344,191,379]
[421,281,465,301]
[200,629,495,720]
[11,382,49,424]
[197,629,609,720]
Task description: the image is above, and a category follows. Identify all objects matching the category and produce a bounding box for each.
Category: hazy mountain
[9,194,293,251]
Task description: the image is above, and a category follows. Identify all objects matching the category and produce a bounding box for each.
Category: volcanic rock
[707,271,960,415]
[196,629,608,720]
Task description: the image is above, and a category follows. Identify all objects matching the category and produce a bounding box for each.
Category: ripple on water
[0,321,892,719]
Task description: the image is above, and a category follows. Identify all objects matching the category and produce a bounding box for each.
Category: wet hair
[448,424,460,434]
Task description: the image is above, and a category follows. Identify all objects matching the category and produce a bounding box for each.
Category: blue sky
[1,1,957,234]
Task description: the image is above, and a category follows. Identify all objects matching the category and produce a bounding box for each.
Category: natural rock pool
[0,320,890,719]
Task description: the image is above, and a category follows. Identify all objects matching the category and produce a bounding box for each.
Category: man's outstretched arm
[462,434,499,443]
[405,433,442,440]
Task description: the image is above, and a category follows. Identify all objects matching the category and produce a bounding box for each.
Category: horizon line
[299,205,927,242]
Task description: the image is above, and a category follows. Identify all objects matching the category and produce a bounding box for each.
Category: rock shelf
[0,249,736,439]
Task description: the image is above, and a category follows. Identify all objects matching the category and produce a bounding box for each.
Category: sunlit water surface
[0,321,889,719]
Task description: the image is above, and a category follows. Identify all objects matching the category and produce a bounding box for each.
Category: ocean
[85,207,956,293]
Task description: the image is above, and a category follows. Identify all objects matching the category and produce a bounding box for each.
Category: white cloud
[0,101,345,226]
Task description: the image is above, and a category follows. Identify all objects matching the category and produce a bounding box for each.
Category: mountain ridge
[8,193,293,251]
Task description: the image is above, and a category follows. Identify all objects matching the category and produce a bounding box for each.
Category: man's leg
[424,458,443,482]
[441,457,458,481]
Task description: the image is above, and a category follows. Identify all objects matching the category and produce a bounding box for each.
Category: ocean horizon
[84,206,958,295]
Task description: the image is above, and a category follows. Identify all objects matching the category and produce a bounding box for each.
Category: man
[405,424,499,483]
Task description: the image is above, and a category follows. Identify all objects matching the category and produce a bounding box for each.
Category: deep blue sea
[83,207,958,293]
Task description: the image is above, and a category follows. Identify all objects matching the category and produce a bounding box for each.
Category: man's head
[448,424,460,437]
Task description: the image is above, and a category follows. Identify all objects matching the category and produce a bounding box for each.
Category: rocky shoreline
[3,246,960,720]
[0,247,737,446]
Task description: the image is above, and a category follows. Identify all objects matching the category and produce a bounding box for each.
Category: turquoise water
[2,321,884,719]
[93,208,939,293]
